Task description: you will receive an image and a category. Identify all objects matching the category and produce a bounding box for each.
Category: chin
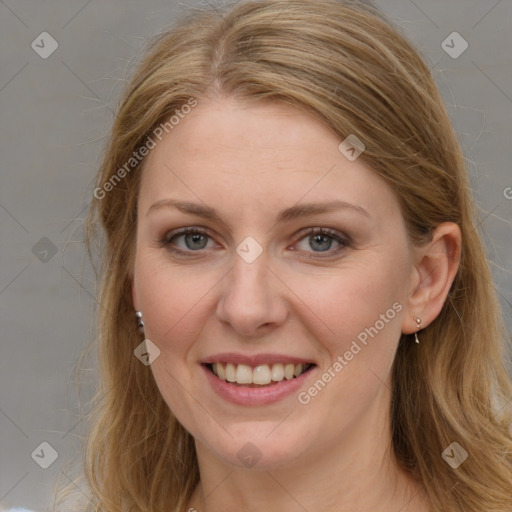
[196,422,315,470]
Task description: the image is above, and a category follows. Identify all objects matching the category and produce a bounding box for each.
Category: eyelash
[161,227,351,259]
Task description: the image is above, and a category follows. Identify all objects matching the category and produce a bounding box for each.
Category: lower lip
[201,364,315,406]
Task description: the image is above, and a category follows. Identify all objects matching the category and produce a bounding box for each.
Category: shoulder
[0,508,38,512]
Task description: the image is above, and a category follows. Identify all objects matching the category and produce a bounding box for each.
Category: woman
[57,0,512,510]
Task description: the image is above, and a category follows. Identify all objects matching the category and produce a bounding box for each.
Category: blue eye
[293,228,349,257]
[162,227,349,257]
[163,228,214,252]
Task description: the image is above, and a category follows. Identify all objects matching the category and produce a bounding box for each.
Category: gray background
[0,0,511,510]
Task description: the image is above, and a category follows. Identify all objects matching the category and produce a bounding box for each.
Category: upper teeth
[211,363,310,385]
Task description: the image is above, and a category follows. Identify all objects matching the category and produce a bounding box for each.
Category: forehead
[138,97,400,222]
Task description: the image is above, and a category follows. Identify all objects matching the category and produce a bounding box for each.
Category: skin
[131,97,461,512]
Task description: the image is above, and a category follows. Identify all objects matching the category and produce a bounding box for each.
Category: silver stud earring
[135,311,144,333]
[414,317,421,344]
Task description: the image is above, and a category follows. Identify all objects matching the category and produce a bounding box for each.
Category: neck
[187,386,431,512]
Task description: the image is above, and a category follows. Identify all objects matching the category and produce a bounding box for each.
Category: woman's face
[132,97,416,469]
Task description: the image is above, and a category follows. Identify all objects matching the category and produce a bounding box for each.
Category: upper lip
[201,352,316,366]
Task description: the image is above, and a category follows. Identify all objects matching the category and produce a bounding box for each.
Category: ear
[402,222,461,335]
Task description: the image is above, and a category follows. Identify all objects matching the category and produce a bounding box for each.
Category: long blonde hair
[55,1,512,510]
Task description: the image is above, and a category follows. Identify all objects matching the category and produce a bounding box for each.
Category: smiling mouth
[204,362,316,387]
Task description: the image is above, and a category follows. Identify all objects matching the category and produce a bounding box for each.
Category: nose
[215,251,289,338]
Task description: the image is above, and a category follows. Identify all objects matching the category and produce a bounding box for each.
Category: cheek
[287,254,408,361]
[133,251,219,427]
[134,251,218,352]
[287,261,407,438]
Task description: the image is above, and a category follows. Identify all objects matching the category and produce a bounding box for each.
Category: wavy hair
[55,1,512,511]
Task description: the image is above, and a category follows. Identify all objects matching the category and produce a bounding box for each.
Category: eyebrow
[147,199,371,224]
